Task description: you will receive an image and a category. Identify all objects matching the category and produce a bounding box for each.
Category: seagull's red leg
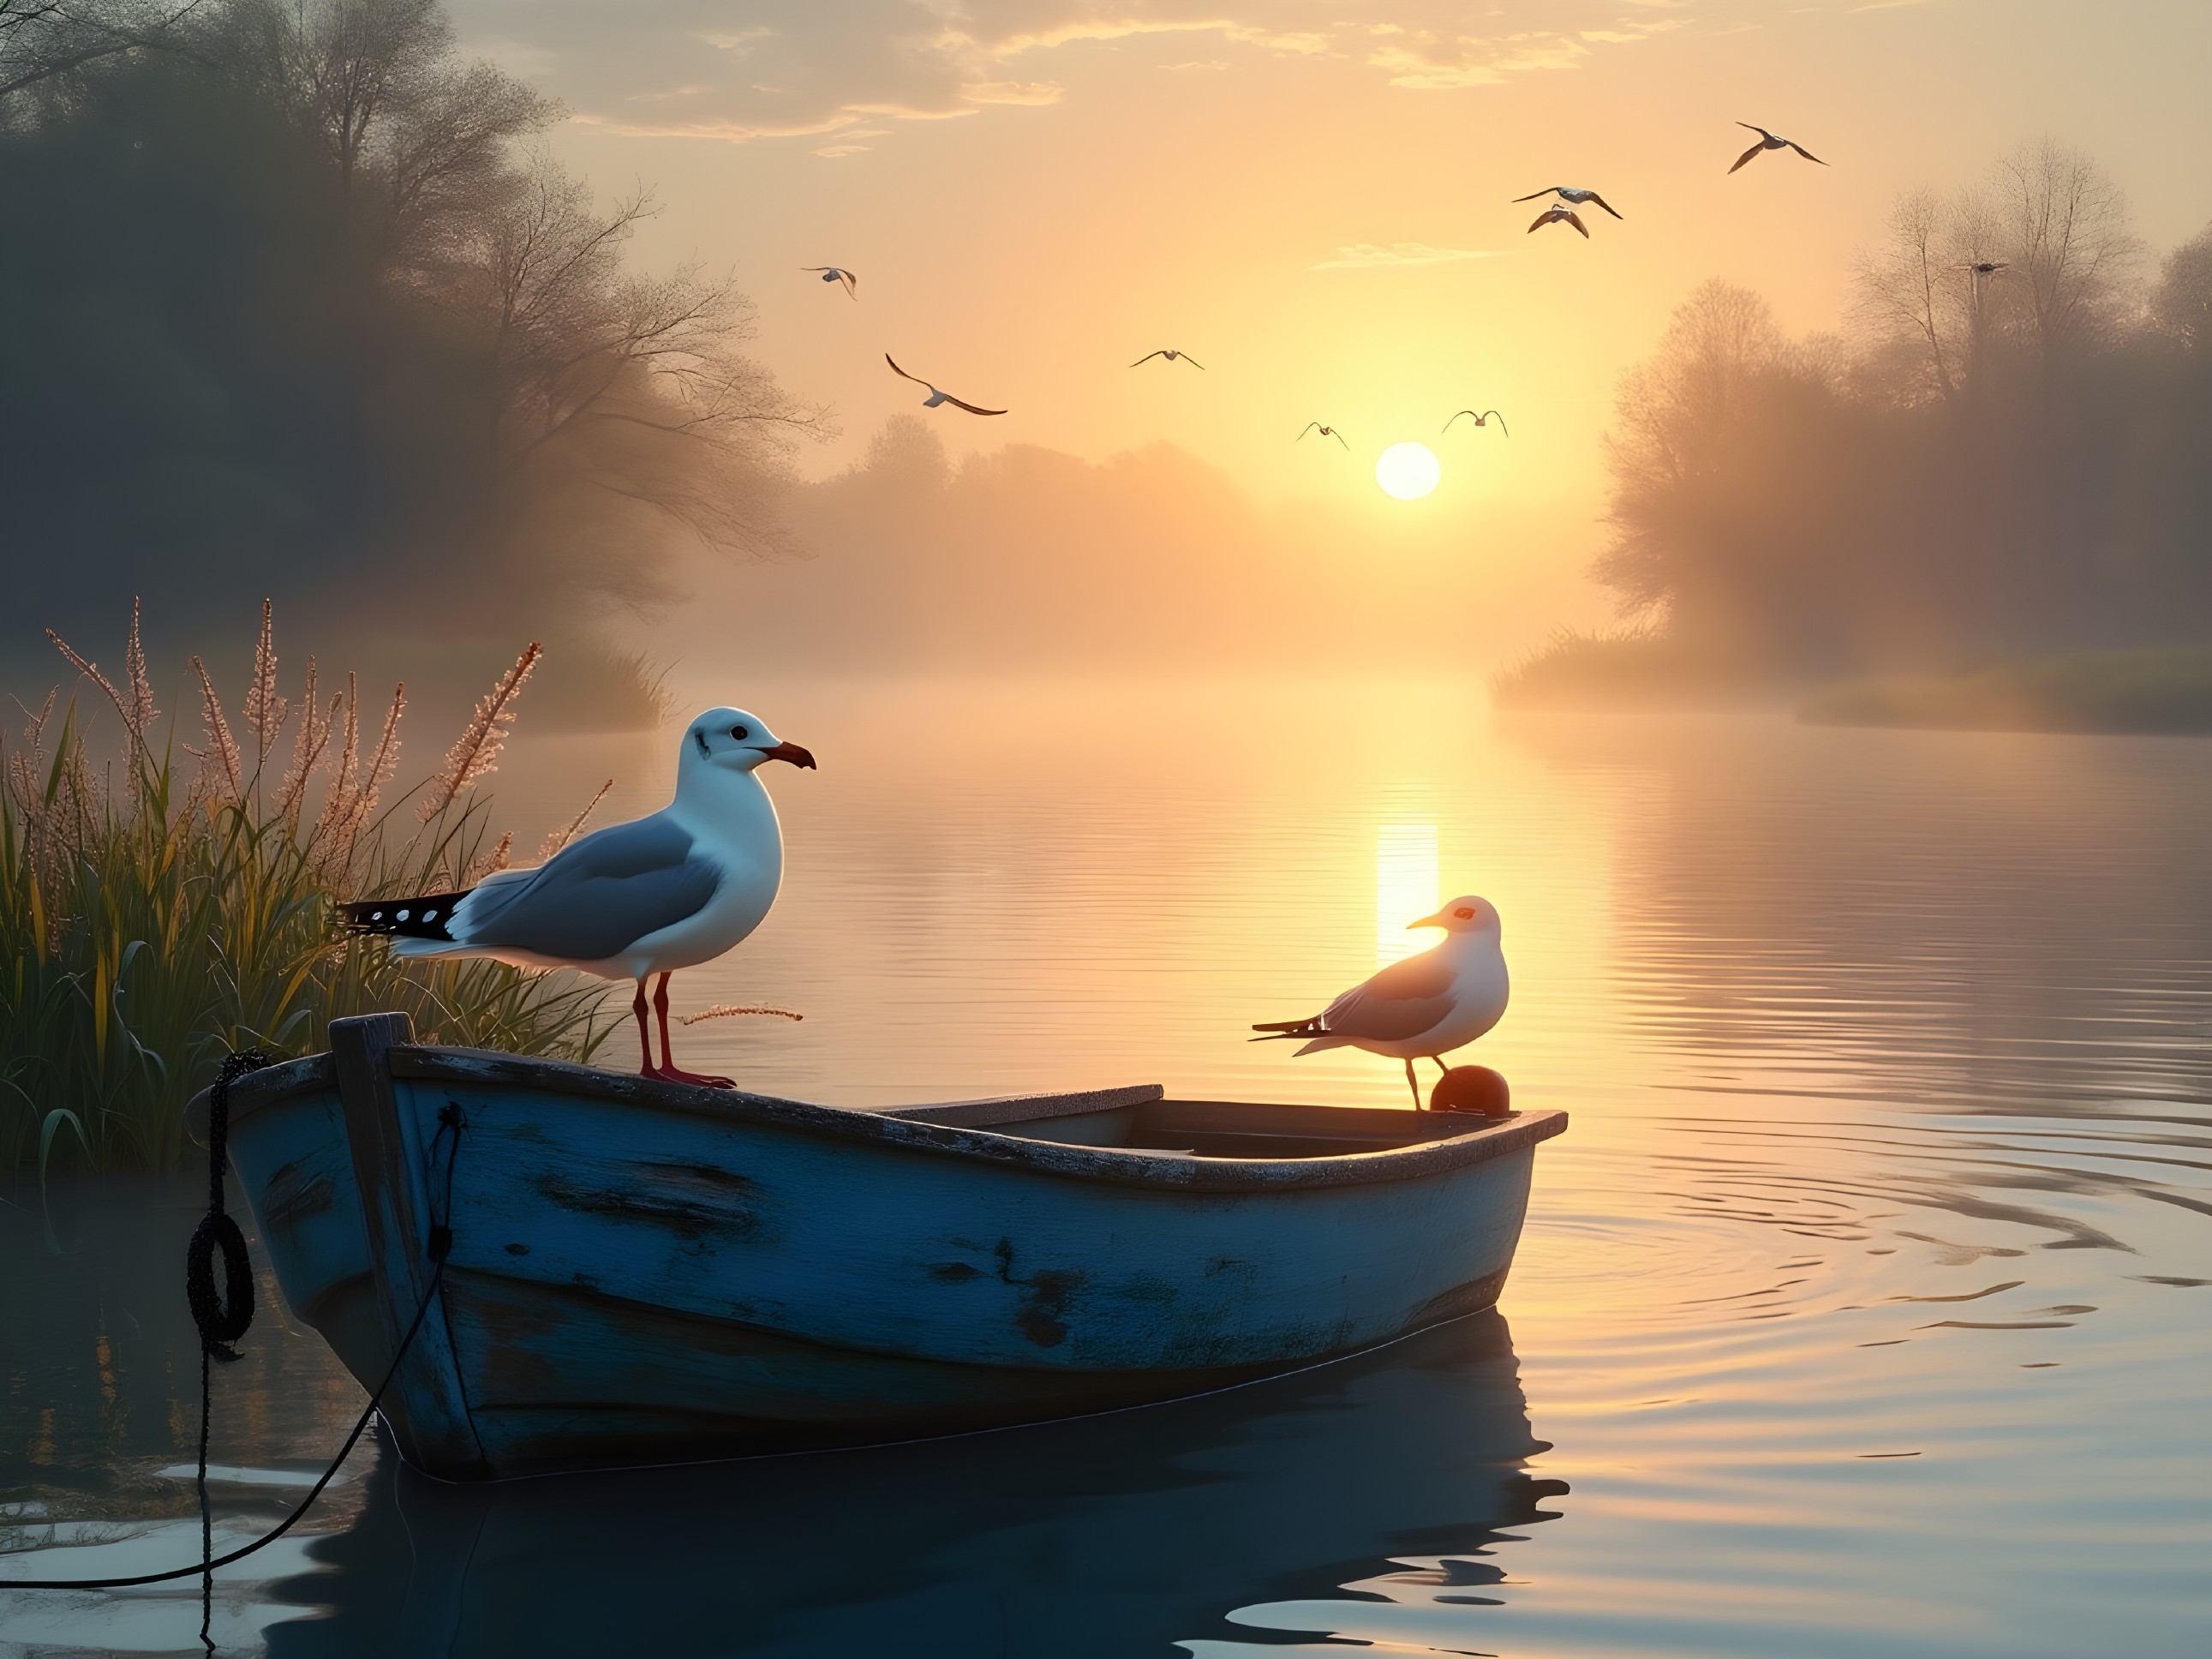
[653,972,735,1089]
[633,978,655,1076]
[1404,1058,1423,1111]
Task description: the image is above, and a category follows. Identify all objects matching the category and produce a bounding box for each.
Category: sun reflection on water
[1374,821,1440,963]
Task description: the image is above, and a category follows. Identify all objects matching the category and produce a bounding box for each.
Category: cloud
[442,3,1767,151]
[1310,242,1507,269]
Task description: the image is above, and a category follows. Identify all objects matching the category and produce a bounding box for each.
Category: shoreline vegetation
[1509,143,2212,723]
[2,602,613,1178]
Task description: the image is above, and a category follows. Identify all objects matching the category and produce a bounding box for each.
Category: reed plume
[186,656,243,802]
[537,777,614,861]
[275,661,332,822]
[680,1004,804,1026]
[418,643,540,823]
[123,597,157,741]
[44,628,133,746]
[464,831,515,885]
[243,598,288,770]
[350,681,407,836]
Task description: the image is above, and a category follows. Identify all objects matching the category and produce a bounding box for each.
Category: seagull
[803,266,858,298]
[1953,260,2009,278]
[1298,422,1350,448]
[886,354,1005,416]
[1131,349,1205,369]
[1527,203,1589,238]
[1729,123,1826,173]
[1511,186,1622,219]
[1252,897,1510,1110]
[339,708,816,1090]
[1444,410,1510,437]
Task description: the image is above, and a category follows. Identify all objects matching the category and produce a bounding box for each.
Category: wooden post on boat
[329,1014,489,1479]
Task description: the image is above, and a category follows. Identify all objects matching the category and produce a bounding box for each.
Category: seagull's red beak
[757,742,816,770]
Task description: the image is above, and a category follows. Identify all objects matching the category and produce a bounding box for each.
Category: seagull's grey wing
[1788,141,1826,165]
[1318,951,1457,1042]
[1131,350,1168,366]
[1510,189,1556,203]
[458,818,720,962]
[1589,193,1623,218]
[1486,410,1509,436]
[1182,355,1205,369]
[1566,210,1588,237]
[1297,422,1320,440]
[885,354,927,386]
[1729,141,1765,174]
[943,392,1007,416]
[1736,122,1767,135]
[1444,410,1471,432]
[1527,209,1555,233]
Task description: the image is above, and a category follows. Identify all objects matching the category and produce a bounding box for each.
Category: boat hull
[196,1015,1563,1480]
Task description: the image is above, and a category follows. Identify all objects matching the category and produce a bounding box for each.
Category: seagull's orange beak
[1407,910,1448,931]
[757,742,816,770]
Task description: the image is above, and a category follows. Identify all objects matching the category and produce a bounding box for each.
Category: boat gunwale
[189,1045,1565,1193]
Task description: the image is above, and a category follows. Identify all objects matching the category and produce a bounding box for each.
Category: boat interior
[876,1086,1504,1160]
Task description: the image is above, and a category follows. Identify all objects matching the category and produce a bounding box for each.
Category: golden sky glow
[450,0,2212,595]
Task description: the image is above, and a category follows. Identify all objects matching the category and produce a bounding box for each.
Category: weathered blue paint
[188,1014,1564,1481]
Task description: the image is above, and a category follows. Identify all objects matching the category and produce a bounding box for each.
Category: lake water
[4,681,2209,1656]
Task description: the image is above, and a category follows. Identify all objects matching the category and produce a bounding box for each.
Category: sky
[439,0,2212,618]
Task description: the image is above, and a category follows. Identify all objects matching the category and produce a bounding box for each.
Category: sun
[1375,441,1441,500]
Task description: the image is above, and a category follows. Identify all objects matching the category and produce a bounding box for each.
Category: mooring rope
[9,1083,466,1613]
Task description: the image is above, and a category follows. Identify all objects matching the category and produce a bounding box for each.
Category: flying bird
[340,708,816,1090]
[886,354,1006,416]
[1298,422,1350,448]
[1730,123,1826,173]
[1512,185,1622,219]
[1954,260,2009,278]
[803,266,858,298]
[1131,349,1205,369]
[1252,897,1510,1110]
[1527,203,1589,238]
[1444,410,1509,437]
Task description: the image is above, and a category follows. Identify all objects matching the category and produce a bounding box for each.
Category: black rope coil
[185,1050,268,1363]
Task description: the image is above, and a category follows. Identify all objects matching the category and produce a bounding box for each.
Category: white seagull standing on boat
[803,266,858,298]
[886,354,1006,416]
[1527,202,1589,238]
[1729,123,1826,173]
[1512,185,1622,219]
[340,709,816,1089]
[1252,897,1510,1109]
[1131,349,1205,368]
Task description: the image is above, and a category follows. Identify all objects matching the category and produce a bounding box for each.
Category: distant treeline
[1593,141,2212,678]
[0,0,819,661]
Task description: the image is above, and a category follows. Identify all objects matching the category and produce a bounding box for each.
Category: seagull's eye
[1454,906,1476,920]
[729,724,750,741]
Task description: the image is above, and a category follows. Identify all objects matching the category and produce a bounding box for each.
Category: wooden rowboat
[187,1013,1565,1482]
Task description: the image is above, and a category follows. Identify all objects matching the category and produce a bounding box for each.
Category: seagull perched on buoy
[1527,203,1589,237]
[1444,410,1509,437]
[1131,349,1205,369]
[1298,422,1350,448]
[802,266,858,298]
[1512,185,1622,219]
[1729,123,1826,173]
[340,709,816,1090]
[886,354,1005,416]
[1252,897,1510,1109]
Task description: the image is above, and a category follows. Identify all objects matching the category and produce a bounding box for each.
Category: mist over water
[5,681,2208,1656]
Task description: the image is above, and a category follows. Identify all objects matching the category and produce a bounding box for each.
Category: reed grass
[2,604,613,1178]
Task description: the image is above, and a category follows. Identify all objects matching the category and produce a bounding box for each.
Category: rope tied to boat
[13,1069,468,1607]
[184,1050,267,1364]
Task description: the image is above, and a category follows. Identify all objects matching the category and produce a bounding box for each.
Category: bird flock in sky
[811,119,1836,462]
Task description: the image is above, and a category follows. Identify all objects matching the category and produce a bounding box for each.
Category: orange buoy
[1431,1065,1510,1117]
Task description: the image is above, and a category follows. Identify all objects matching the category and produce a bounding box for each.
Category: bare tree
[1987,137,2142,358]
[0,0,206,104]
[1852,188,1963,404]
[2150,223,2212,353]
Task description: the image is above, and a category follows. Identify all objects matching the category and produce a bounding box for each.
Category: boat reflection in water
[265,1309,1561,1658]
